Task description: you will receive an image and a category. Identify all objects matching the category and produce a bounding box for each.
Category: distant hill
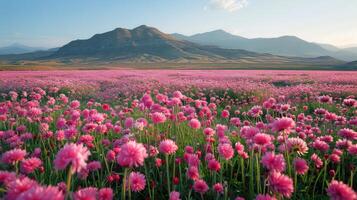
[316,43,340,52]
[0,25,345,66]
[344,47,357,54]
[172,30,357,62]
[0,43,46,55]
[0,47,58,61]
[343,60,357,67]
[44,25,344,65]
[52,25,223,61]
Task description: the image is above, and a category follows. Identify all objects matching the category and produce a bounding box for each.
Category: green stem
[256,152,261,193]
[350,169,354,188]
[66,166,73,197]
[321,161,328,194]
[294,172,298,195]
[144,163,152,199]
[312,168,324,199]
[122,168,128,200]
[249,150,254,199]
[240,158,245,190]
[165,155,171,194]
[15,161,19,175]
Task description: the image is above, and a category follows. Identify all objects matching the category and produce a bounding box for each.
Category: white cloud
[205,0,248,12]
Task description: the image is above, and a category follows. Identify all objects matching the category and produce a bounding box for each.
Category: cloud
[205,0,248,12]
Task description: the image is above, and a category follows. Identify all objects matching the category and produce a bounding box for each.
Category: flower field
[0,70,356,200]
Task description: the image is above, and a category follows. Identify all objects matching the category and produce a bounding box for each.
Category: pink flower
[268,172,294,198]
[128,172,146,192]
[318,95,332,104]
[235,142,245,152]
[204,128,215,137]
[255,194,277,200]
[261,152,285,172]
[343,98,356,107]
[0,171,16,185]
[186,166,200,180]
[16,186,64,200]
[231,118,241,127]
[207,159,221,172]
[218,143,234,160]
[189,119,201,129]
[216,124,227,137]
[348,144,357,155]
[155,158,162,167]
[213,183,224,194]
[187,154,200,167]
[329,154,341,164]
[20,157,42,174]
[116,141,148,167]
[311,153,323,168]
[73,187,98,200]
[173,91,183,99]
[54,143,90,174]
[312,139,330,152]
[338,128,357,140]
[1,148,26,164]
[87,161,102,171]
[152,112,166,124]
[221,110,230,118]
[169,191,181,200]
[106,150,116,161]
[70,100,80,109]
[248,106,263,117]
[240,126,259,140]
[326,180,357,200]
[124,117,135,128]
[99,188,113,200]
[5,177,38,199]
[286,137,309,155]
[253,133,272,146]
[193,179,209,194]
[293,158,309,175]
[270,117,295,133]
[159,139,178,155]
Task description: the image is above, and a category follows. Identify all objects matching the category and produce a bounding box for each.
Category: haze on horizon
[1,0,357,48]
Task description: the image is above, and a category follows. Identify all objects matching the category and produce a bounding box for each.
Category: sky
[1,0,357,48]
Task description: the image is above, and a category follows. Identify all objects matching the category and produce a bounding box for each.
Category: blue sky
[1,0,356,48]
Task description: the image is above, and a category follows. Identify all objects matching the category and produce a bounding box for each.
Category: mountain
[0,25,344,66]
[0,49,57,61]
[171,33,191,41]
[171,30,357,61]
[53,25,222,60]
[344,60,357,66]
[317,44,357,61]
[317,43,340,52]
[344,47,357,54]
[49,25,303,63]
[0,43,45,55]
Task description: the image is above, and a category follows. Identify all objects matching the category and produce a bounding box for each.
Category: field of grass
[1,61,356,71]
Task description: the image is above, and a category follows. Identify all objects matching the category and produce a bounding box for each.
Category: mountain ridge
[0,25,346,66]
[0,43,46,55]
[171,30,357,61]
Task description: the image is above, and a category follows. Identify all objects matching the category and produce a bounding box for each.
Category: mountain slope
[344,60,357,66]
[171,30,357,61]
[344,47,357,54]
[0,44,45,55]
[51,25,285,62]
[317,43,340,51]
[0,25,345,66]
[53,25,222,60]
